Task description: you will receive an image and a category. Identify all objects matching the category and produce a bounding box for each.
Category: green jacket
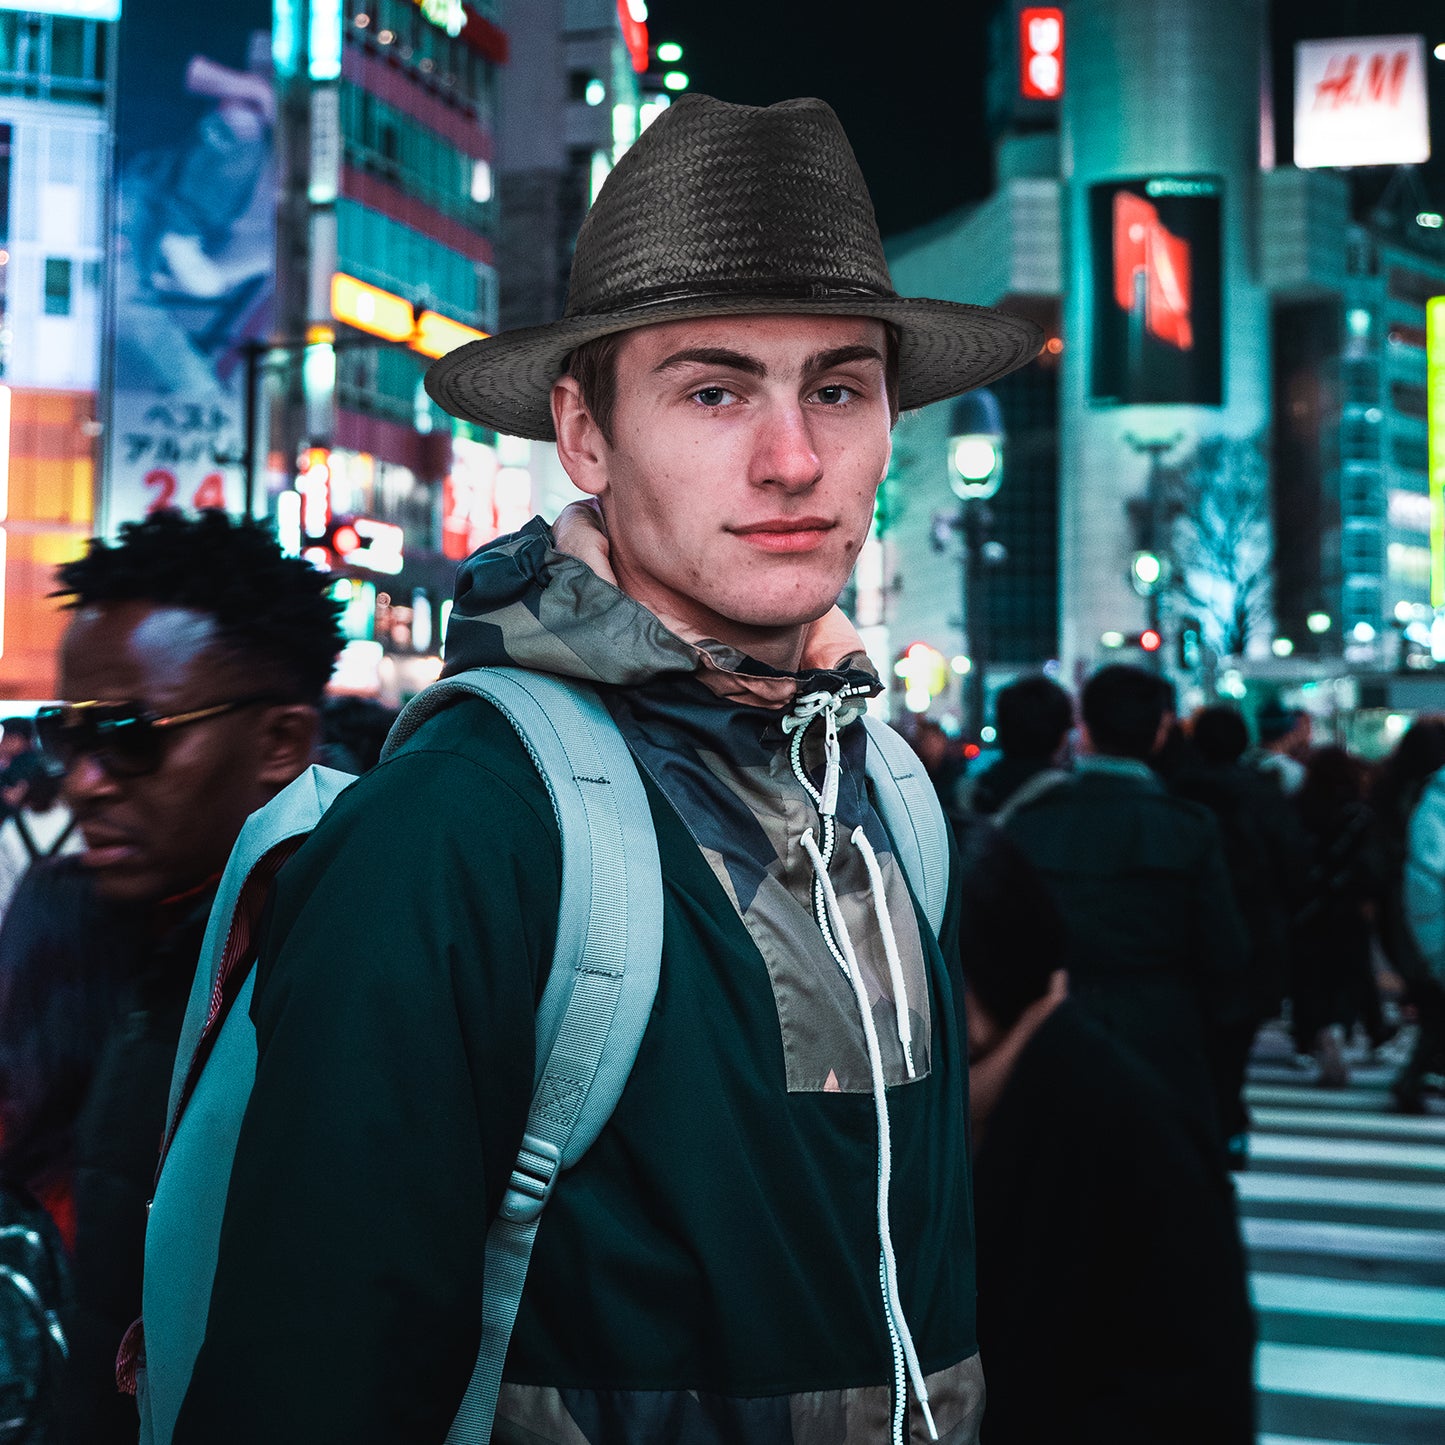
[173,522,982,1444]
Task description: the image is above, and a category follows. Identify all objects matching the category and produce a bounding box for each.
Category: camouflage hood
[441,516,883,707]
[440,513,933,1085]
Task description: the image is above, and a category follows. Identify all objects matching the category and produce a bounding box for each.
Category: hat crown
[565,95,897,318]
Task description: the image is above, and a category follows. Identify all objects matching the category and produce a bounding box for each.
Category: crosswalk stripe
[1243,1217,1445,1262]
[1237,1174,1445,1213]
[1256,1342,1445,1408]
[1251,1273,1445,1323]
[1249,1133,1445,1172]
[1248,1084,1395,1111]
[1260,1437,1385,1445]
[1251,1107,1445,1141]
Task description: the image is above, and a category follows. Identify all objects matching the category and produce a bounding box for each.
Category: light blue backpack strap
[862,715,950,939]
[386,667,661,1445]
[164,765,355,1133]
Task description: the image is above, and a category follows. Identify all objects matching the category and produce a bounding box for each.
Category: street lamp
[947,389,1004,740]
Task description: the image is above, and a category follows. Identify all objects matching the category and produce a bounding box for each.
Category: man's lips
[730,518,836,553]
[78,829,140,869]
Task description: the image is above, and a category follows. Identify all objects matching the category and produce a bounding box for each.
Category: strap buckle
[498,1134,562,1224]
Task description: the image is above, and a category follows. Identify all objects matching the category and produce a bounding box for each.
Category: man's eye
[690,386,736,408]
[813,385,856,405]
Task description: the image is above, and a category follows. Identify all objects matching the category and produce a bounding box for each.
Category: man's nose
[751,400,823,491]
[63,752,122,811]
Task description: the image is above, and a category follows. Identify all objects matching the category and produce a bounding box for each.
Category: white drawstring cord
[852,827,916,1080]
[799,832,938,1445]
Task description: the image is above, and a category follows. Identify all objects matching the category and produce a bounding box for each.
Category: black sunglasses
[35,695,287,779]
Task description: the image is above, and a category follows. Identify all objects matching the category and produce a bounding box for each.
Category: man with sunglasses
[40,508,342,1444]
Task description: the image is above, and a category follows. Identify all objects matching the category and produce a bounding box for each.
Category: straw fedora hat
[426,94,1044,441]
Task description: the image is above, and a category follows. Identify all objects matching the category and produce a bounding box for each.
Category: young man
[38,509,342,1444]
[172,95,1041,1444]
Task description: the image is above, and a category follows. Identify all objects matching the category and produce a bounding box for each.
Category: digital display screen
[1088,176,1223,407]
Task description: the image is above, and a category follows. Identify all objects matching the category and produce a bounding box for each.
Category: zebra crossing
[1243,1024,1445,1445]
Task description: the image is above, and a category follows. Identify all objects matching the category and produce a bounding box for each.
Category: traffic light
[1177,617,1202,671]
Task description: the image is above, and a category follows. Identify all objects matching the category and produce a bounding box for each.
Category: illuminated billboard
[1294,35,1430,169]
[105,2,276,527]
[1019,8,1063,100]
[1088,176,1223,407]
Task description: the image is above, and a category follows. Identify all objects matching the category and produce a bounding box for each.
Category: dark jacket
[59,900,209,1445]
[1171,758,1310,1017]
[999,756,1250,1135]
[964,755,1050,818]
[175,520,982,1445]
[974,1000,1255,1445]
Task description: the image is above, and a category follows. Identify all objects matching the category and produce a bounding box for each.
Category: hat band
[566,276,900,320]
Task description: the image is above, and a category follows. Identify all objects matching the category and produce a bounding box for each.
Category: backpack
[0,1182,70,1444]
[137,667,948,1445]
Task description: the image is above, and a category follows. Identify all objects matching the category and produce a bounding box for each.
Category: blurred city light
[411,310,489,360]
[1352,621,1377,642]
[663,71,689,92]
[1139,629,1161,652]
[951,438,999,483]
[1306,612,1332,634]
[1100,631,1125,648]
[1130,550,1162,590]
[1418,212,1444,230]
[656,41,682,63]
[585,79,606,106]
[1271,637,1294,657]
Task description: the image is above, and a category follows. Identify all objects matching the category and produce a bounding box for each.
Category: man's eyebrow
[804,344,886,373]
[651,347,767,377]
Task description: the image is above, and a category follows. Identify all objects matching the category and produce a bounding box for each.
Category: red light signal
[1140,629,1162,652]
[330,524,361,557]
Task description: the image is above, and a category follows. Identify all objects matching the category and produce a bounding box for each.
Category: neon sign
[1020,8,1063,100]
[616,0,648,74]
[418,0,464,37]
[1428,295,1445,608]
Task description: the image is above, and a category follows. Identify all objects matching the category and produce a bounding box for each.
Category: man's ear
[552,376,610,499]
[256,705,322,792]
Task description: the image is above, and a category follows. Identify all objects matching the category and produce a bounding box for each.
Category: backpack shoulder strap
[163,765,355,1150]
[862,716,950,938]
[386,667,662,1445]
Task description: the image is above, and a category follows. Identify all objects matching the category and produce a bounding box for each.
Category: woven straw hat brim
[427,296,1044,442]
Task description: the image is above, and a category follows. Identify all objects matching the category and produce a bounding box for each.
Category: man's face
[57,601,286,905]
[559,314,892,660]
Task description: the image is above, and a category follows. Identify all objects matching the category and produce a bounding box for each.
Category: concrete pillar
[1059,0,1272,683]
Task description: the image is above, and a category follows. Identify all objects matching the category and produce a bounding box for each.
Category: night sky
[645,0,1445,241]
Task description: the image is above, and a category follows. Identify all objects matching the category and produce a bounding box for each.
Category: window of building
[0,13,106,100]
[1388,267,1444,308]
[1391,380,1429,420]
[43,257,71,316]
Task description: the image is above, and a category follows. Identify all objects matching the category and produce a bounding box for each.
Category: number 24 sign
[144,468,232,515]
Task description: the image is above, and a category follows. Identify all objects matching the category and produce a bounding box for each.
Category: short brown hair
[565,320,902,444]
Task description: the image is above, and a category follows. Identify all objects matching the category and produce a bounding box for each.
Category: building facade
[882,0,1445,732]
[0,3,113,700]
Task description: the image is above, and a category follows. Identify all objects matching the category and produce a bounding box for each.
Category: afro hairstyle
[54,510,345,704]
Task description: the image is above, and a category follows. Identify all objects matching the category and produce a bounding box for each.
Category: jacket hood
[442,517,881,710]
